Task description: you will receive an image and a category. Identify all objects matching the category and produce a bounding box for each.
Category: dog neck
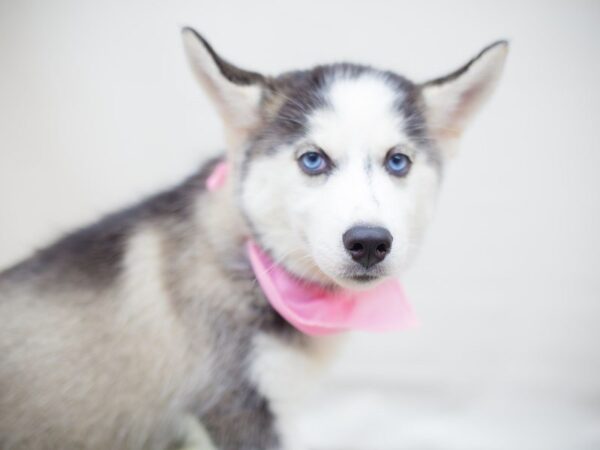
[199,160,254,279]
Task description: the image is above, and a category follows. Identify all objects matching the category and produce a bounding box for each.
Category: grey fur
[244,63,436,166]
[0,159,218,291]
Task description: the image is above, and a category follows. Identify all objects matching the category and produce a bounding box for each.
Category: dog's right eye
[298,151,330,175]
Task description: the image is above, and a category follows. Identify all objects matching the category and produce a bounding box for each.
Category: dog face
[240,68,440,289]
[183,29,508,289]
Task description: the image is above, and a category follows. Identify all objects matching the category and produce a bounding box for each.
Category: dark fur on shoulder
[0,157,223,289]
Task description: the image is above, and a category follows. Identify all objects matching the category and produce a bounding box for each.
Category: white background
[1,1,599,449]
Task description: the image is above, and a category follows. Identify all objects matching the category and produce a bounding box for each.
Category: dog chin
[319,264,389,290]
[285,255,389,291]
[335,274,387,291]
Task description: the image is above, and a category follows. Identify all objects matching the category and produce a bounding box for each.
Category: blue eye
[298,151,329,175]
[385,152,412,177]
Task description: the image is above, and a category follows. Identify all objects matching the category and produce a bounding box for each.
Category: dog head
[183,29,508,289]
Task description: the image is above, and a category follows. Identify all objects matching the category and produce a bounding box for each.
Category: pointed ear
[182,28,265,139]
[420,41,509,157]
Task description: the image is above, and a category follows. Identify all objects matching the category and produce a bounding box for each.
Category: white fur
[242,73,440,289]
[250,334,341,450]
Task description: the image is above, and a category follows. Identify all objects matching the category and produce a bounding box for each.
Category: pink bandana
[207,161,418,336]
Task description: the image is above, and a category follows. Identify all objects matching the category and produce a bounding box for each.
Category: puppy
[0,29,508,449]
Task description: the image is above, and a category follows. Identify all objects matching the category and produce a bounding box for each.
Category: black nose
[342,226,393,269]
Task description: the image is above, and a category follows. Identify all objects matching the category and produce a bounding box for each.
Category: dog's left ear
[182,28,266,149]
[421,41,509,157]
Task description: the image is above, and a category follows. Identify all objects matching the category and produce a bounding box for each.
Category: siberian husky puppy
[0,28,508,450]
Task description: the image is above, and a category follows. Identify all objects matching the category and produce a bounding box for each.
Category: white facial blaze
[243,74,440,288]
[310,76,405,150]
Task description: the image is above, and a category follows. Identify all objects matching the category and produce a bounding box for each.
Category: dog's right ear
[182,28,265,144]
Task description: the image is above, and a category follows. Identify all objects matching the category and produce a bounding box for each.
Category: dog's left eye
[298,151,329,175]
[385,152,412,177]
